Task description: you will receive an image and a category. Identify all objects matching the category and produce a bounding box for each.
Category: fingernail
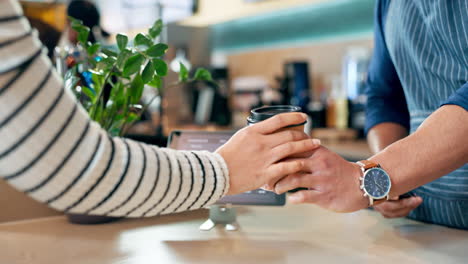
[412,197,422,204]
[274,185,281,194]
[301,113,308,119]
[311,139,321,145]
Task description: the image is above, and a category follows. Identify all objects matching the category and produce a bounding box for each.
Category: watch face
[363,168,391,199]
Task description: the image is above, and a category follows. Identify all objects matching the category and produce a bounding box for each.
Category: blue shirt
[365,0,468,133]
[365,0,468,229]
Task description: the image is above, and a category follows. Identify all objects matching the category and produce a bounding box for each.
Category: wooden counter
[1,203,466,264]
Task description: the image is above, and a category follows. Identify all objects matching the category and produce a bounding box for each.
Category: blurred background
[21,0,374,152]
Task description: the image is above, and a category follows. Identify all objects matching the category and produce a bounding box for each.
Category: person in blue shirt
[271,0,467,229]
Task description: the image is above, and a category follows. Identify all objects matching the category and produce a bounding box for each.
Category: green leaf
[117,49,132,70]
[141,61,154,84]
[69,17,89,46]
[193,68,213,81]
[96,56,116,71]
[113,82,125,108]
[123,54,145,77]
[68,16,82,26]
[134,33,152,48]
[82,86,96,101]
[179,62,189,82]
[77,26,90,44]
[149,19,163,39]
[148,75,162,89]
[104,56,117,65]
[114,113,125,122]
[126,112,140,123]
[93,102,104,123]
[146,43,168,57]
[70,22,83,32]
[152,59,168,76]
[91,73,104,94]
[109,127,121,137]
[130,74,144,104]
[102,48,118,58]
[69,16,90,46]
[87,43,101,56]
[116,34,128,51]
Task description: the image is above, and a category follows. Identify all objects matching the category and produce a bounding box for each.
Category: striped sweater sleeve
[0,0,229,217]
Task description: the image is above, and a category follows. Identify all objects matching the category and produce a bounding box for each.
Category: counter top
[1,203,466,264]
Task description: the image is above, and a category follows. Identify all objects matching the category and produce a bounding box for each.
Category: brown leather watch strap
[372,199,386,206]
[357,160,379,170]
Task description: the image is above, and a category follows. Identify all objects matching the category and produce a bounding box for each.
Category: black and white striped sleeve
[0,0,229,217]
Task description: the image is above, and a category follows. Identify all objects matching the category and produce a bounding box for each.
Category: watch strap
[356,160,379,170]
[373,199,386,206]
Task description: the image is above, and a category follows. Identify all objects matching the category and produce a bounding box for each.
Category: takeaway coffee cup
[247,105,312,158]
[247,105,306,132]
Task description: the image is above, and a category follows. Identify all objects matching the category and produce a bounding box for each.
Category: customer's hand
[273,146,368,212]
[373,196,423,218]
[217,113,321,195]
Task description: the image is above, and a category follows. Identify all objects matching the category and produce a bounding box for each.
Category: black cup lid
[247,105,302,124]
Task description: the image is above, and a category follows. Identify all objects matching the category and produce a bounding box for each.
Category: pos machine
[167,130,286,231]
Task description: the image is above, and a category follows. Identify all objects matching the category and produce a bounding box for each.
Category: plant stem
[91,67,115,121]
[120,92,159,136]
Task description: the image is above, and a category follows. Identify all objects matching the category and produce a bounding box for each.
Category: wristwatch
[356,160,392,206]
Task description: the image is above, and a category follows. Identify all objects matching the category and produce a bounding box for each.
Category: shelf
[211,0,374,53]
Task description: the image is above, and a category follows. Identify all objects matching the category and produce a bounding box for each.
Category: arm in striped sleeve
[0,0,229,217]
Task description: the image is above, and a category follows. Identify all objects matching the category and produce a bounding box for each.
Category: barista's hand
[373,196,423,218]
[273,146,368,212]
[217,113,321,195]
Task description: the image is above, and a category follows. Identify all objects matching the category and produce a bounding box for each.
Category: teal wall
[211,0,375,53]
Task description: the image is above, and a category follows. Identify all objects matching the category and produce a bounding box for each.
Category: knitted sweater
[0,0,229,217]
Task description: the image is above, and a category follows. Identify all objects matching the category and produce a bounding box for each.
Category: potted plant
[65,18,214,224]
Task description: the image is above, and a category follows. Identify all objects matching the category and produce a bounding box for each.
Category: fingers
[265,129,311,147]
[274,173,319,194]
[265,159,305,186]
[288,190,320,204]
[272,139,321,162]
[253,113,307,134]
[374,196,423,218]
[260,184,274,192]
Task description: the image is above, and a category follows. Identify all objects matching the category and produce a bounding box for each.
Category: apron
[384,0,468,229]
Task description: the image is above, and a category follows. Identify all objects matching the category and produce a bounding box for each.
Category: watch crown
[360,185,364,190]
[359,177,363,181]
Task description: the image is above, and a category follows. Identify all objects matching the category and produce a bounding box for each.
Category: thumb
[408,196,423,207]
[411,196,423,205]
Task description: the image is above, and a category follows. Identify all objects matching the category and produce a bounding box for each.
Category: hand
[373,196,423,218]
[217,113,321,195]
[273,146,368,212]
